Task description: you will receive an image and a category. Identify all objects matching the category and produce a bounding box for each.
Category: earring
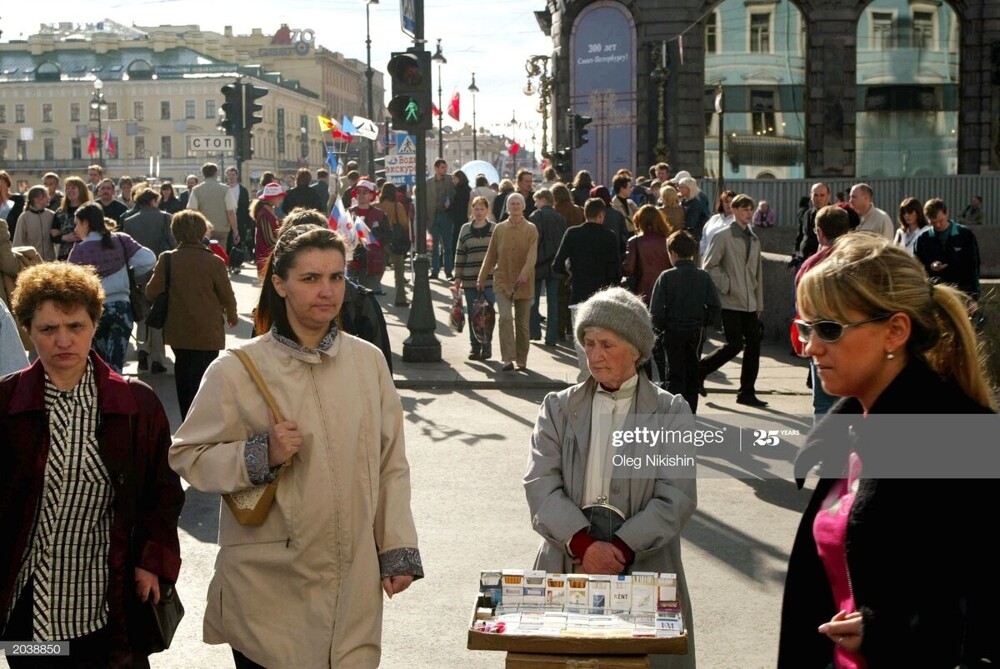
[886,351,895,360]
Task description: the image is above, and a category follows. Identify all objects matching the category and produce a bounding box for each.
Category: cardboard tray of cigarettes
[468,570,688,655]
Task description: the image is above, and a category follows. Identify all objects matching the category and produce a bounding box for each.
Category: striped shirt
[6,361,113,640]
[455,221,494,285]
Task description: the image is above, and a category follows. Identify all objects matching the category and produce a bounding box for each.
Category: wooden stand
[505,652,650,668]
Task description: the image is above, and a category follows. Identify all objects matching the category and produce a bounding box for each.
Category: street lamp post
[523,56,552,158]
[468,73,479,160]
[508,110,518,175]
[90,79,109,167]
[715,86,725,192]
[365,0,379,178]
[432,38,446,159]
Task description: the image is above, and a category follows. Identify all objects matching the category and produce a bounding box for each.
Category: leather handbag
[142,579,184,653]
[222,349,288,526]
[145,252,171,329]
[119,236,148,322]
[581,501,628,543]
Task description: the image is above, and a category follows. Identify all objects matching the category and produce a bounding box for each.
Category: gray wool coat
[524,374,697,669]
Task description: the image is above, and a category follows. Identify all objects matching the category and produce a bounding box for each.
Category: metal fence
[697,175,1000,227]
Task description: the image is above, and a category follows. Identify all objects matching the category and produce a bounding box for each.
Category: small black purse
[142,579,184,653]
[145,253,171,329]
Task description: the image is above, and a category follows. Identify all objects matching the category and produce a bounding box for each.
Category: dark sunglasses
[794,313,892,344]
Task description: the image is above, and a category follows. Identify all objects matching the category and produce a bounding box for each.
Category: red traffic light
[388,53,424,87]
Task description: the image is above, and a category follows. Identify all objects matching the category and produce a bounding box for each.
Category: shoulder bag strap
[118,234,136,279]
[232,349,285,423]
[164,252,172,291]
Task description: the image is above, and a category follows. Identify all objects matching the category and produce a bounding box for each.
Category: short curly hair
[11,262,105,329]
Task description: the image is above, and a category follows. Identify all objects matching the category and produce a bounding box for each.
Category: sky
[2,0,554,149]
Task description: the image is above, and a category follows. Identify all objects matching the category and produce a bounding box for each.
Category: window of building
[70,103,80,122]
[16,140,27,160]
[161,136,172,159]
[185,100,196,119]
[134,101,144,121]
[15,104,25,124]
[44,137,55,161]
[912,10,935,50]
[751,90,777,135]
[135,136,146,160]
[706,12,718,54]
[42,104,53,123]
[107,102,118,121]
[0,105,5,124]
[871,12,895,50]
[205,100,217,119]
[750,12,771,53]
[71,137,82,159]
[0,140,7,160]
[160,101,171,120]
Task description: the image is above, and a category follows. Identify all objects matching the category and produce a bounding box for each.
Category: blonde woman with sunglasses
[778,233,996,668]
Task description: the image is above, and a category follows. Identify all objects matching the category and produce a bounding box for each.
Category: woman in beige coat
[170,225,422,669]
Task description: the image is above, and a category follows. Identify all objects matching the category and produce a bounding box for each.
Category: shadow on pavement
[685,507,794,585]
[178,486,221,544]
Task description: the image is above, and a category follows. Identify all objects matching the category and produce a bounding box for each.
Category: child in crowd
[649,231,722,413]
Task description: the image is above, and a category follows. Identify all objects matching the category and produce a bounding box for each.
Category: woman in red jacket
[623,205,673,384]
[0,262,184,668]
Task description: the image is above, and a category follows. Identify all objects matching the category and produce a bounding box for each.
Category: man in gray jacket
[699,194,767,407]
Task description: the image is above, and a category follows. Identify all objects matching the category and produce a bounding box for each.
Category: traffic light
[553,149,572,177]
[387,49,433,132]
[238,133,254,162]
[243,84,268,130]
[573,114,592,148]
[220,84,243,136]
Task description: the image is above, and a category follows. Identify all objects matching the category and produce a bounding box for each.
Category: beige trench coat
[169,332,420,668]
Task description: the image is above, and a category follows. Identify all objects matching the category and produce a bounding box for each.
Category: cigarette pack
[522,570,547,608]
[588,574,611,614]
[545,574,567,609]
[655,612,684,637]
[566,575,590,614]
[609,574,632,613]
[501,569,525,608]
[631,572,658,614]
[657,573,678,611]
[480,569,502,607]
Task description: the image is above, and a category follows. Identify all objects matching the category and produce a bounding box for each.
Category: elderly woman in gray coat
[524,287,697,669]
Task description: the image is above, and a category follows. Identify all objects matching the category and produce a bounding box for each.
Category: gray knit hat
[575,287,655,365]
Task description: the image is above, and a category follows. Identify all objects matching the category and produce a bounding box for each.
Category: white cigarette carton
[522,570,547,608]
[545,574,567,609]
[655,612,684,637]
[501,569,525,608]
[631,572,658,614]
[588,574,611,614]
[566,575,590,614]
[609,574,632,613]
[480,569,503,607]
[657,573,678,611]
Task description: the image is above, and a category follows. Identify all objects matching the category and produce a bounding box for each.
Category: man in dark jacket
[283,168,325,213]
[225,166,254,258]
[589,185,629,259]
[913,198,981,309]
[791,182,830,268]
[528,189,567,345]
[552,197,622,380]
[341,279,393,373]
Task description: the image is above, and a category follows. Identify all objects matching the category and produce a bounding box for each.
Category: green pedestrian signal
[387,50,433,132]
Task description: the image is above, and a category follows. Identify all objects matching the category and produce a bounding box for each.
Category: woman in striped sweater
[454,196,495,360]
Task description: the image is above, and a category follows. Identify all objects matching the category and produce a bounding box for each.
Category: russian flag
[328,198,349,233]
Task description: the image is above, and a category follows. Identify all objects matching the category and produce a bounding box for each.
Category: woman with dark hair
[1,261,183,669]
[66,202,154,373]
[448,170,471,267]
[55,176,93,260]
[623,205,673,384]
[281,167,324,213]
[894,196,929,254]
[571,170,594,207]
[779,234,997,668]
[158,182,184,214]
[146,210,237,419]
[171,225,423,669]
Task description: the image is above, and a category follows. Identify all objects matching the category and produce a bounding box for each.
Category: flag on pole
[329,198,349,232]
[104,128,115,154]
[447,91,460,121]
[351,115,379,140]
[341,116,358,136]
[317,115,339,133]
[325,147,339,174]
[432,104,441,117]
[510,141,521,156]
[87,132,98,157]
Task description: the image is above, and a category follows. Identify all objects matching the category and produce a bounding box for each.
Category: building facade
[0,20,382,187]
[540,0,998,182]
